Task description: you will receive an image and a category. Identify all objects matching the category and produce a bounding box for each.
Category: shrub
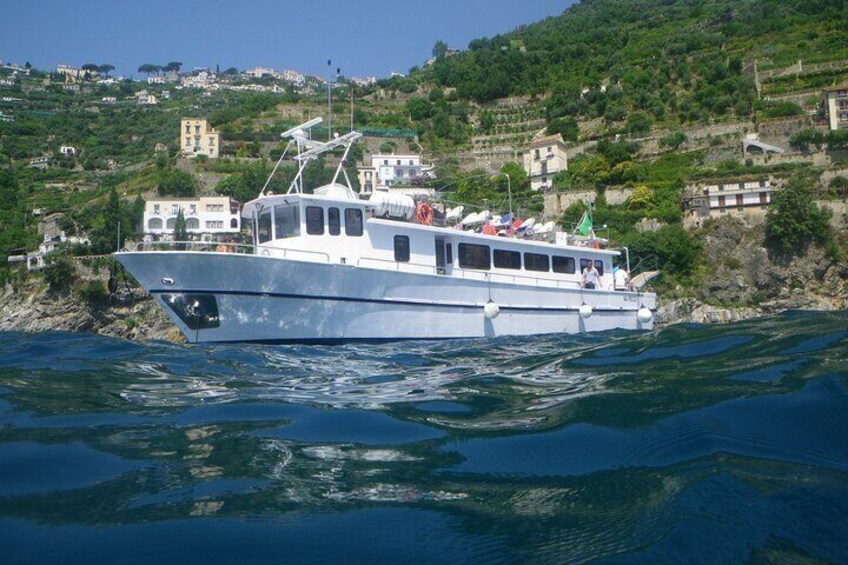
[42,253,76,292]
[78,279,107,303]
[765,174,832,255]
[659,131,687,150]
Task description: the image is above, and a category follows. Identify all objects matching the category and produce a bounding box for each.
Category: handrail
[127,240,332,263]
[130,241,257,254]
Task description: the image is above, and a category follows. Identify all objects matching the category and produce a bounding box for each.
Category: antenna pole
[327,59,332,141]
[116,221,121,251]
[350,84,354,132]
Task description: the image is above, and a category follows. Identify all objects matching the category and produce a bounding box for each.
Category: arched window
[166,218,176,230]
[230,218,238,229]
[148,217,163,230]
[186,218,200,230]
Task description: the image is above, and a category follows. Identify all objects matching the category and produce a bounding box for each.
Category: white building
[147,76,166,84]
[247,67,275,78]
[137,90,158,105]
[280,69,305,85]
[56,64,97,83]
[143,196,241,236]
[350,76,377,87]
[182,71,215,88]
[523,134,568,191]
[683,177,784,228]
[180,118,220,158]
[59,146,76,156]
[822,85,848,131]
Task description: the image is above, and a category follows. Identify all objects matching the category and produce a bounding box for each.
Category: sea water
[0,311,846,563]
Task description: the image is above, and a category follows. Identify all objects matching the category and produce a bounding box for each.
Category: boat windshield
[274,204,300,239]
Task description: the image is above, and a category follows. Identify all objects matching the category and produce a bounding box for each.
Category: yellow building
[180,118,220,158]
[523,134,568,191]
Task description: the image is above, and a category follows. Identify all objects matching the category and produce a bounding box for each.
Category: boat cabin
[241,186,619,291]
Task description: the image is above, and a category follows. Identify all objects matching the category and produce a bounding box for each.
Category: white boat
[115,119,655,344]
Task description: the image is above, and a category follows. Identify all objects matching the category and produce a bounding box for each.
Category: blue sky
[0,0,574,78]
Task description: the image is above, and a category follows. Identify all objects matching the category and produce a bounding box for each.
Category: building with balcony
[822,85,848,131]
[179,118,220,158]
[357,154,435,197]
[523,134,568,191]
[683,177,785,229]
[143,196,240,236]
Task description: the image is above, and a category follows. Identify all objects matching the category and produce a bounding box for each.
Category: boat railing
[130,241,257,254]
[127,241,333,264]
[259,246,332,263]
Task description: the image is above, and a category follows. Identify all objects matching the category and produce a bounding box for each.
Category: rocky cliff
[656,217,848,325]
[0,280,182,342]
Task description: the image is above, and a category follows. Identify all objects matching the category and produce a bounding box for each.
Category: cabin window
[345,208,363,236]
[493,249,521,270]
[446,244,453,265]
[274,204,300,239]
[524,252,550,272]
[328,207,340,235]
[306,206,324,235]
[580,258,592,272]
[552,255,576,274]
[394,235,410,262]
[458,243,490,270]
[594,260,604,276]
[258,210,272,243]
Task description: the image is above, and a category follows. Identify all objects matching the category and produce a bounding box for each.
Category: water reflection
[0,312,845,561]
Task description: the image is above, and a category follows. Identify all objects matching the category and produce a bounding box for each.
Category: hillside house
[137,90,158,105]
[822,85,848,131]
[179,118,220,158]
[523,134,568,191]
[358,154,433,195]
[143,196,240,237]
[683,177,785,229]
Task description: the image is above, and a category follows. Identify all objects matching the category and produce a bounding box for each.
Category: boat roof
[242,185,365,218]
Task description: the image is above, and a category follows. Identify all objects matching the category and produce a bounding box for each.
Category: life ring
[416,202,433,225]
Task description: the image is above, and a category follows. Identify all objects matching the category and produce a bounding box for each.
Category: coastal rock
[0,280,181,343]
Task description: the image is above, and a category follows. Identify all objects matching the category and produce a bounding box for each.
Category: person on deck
[582,262,600,289]
[614,265,630,291]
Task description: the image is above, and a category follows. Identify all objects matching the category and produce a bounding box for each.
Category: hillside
[1,0,847,327]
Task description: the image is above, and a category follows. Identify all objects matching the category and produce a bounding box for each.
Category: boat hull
[116,251,655,343]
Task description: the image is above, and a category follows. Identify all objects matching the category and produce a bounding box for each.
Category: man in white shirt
[614,267,630,291]
[582,263,600,289]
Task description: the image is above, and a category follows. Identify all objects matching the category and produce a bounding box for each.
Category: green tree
[432,40,449,60]
[766,174,832,255]
[89,186,125,253]
[624,225,700,276]
[478,110,495,133]
[659,131,687,150]
[173,208,188,242]
[137,64,161,77]
[626,112,653,135]
[547,116,579,141]
[42,251,76,292]
[97,64,115,77]
[628,185,652,209]
[406,98,433,121]
[157,169,196,197]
